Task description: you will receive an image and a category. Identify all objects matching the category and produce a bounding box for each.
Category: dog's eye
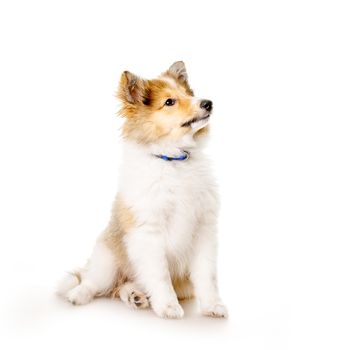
[165,98,176,106]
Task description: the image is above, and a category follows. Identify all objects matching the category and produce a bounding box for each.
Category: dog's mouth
[181,114,210,128]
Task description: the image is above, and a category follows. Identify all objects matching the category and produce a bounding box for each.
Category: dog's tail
[56,270,82,297]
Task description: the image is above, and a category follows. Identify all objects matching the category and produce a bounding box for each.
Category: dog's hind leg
[111,282,149,309]
[58,240,117,305]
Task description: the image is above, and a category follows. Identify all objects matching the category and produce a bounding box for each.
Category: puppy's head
[117,61,212,144]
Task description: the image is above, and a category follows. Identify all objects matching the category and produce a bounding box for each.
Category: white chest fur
[119,141,219,274]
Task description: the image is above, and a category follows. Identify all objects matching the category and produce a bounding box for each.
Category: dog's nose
[200,99,213,112]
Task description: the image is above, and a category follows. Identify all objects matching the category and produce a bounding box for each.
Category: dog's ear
[165,61,193,96]
[166,61,188,84]
[118,71,146,104]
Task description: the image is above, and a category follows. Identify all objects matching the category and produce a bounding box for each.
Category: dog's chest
[120,152,218,276]
[151,160,216,266]
[121,155,217,240]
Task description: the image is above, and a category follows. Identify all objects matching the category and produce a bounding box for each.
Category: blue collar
[155,150,189,161]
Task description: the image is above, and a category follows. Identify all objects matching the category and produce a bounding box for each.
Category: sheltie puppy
[57,61,227,319]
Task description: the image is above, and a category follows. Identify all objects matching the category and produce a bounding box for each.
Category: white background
[0,1,349,349]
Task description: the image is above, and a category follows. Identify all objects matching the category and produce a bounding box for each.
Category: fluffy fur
[57,61,227,319]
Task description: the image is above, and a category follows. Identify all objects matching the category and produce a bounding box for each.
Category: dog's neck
[154,150,190,162]
[122,136,201,163]
[149,145,191,159]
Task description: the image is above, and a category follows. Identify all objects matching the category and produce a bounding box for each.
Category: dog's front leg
[125,228,184,319]
[190,222,228,318]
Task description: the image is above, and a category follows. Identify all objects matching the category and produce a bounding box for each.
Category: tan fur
[71,271,81,283]
[194,125,210,139]
[117,68,203,144]
[101,195,136,297]
[173,276,194,301]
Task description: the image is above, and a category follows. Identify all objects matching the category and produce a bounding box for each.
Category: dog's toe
[202,303,228,318]
[67,284,94,306]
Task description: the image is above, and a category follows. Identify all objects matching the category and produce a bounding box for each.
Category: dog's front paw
[201,303,228,318]
[67,284,94,305]
[152,301,184,319]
